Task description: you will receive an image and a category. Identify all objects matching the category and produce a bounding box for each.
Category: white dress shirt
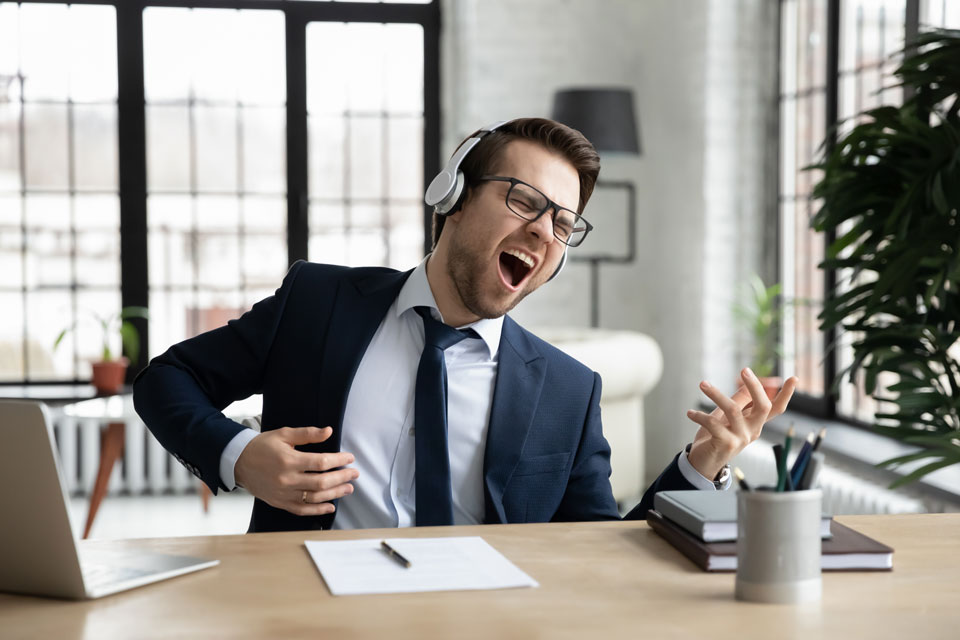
[218,258,726,528]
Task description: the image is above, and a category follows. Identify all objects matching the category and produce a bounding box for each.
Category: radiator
[52,412,198,497]
[732,440,927,515]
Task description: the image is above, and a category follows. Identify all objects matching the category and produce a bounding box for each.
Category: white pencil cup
[735,489,822,604]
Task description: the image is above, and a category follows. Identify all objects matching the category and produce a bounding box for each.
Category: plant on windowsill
[53,306,150,394]
[732,273,808,401]
[810,28,960,487]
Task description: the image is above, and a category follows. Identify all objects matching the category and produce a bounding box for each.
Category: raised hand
[684,368,798,481]
[234,426,359,516]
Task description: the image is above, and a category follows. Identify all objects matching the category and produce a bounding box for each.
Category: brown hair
[431,117,601,247]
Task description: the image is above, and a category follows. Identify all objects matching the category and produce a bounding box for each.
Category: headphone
[424,121,568,282]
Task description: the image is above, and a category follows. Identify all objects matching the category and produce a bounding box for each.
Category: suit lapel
[316,268,412,440]
[482,316,546,524]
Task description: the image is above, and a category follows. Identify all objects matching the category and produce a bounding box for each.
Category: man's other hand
[234,426,359,516]
[684,368,799,481]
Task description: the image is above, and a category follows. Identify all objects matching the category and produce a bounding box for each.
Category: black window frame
[1,0,441,386]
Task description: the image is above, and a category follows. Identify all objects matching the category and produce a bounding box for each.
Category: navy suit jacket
[134,261,694,532]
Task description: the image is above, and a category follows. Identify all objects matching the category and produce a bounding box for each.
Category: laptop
[0,400,218,599]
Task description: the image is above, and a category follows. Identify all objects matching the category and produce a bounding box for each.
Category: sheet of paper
[304,536,539,596]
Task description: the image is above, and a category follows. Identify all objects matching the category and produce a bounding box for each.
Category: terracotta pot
[758,376,782,401]
[735,375,782,406]
[91,358,129,394]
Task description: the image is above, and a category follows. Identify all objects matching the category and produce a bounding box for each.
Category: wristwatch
[712,465,731,489]
[684,443,731,489]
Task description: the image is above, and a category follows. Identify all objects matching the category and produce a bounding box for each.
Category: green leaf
[119,321,140,365]
[884,456,960,489]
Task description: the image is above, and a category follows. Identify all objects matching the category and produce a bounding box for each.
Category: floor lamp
[552,88,641,328]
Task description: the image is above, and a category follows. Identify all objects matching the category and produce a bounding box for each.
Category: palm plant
[810,29,960,487]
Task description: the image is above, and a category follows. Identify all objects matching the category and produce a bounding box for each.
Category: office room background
[1,0,958,539]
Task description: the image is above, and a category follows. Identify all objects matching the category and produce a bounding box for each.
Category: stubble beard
[446,228,535,320]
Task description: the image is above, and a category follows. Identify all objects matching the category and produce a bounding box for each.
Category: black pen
[380,540,412,568]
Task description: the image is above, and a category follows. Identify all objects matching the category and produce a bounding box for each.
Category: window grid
[0,0,440,386]
[0,3,121,383]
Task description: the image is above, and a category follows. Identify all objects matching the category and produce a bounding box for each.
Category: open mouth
[498,251,534,290]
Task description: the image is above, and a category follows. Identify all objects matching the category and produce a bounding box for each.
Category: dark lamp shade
[551,88,641,154]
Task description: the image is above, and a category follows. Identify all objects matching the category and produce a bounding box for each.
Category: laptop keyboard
[81,562,154,589]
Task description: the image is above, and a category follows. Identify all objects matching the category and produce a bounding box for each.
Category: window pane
[0,209,22,285]
[147,105,190,191]
[143,8,192,103]
[74,104,119,191]
[19,3,70,101]
[2,2,120,383]
[309,116,346,200]
[242,107,286,194]
[24,104,69,190]
[307,22,425,267]
[780,0,829,398]
[145,6,287,357]
[349,115,384,199]
[0,100,20,191]
[388,117,423,199]
[195,106,238,193]
[68,5,118,103]
[0,291,24,381]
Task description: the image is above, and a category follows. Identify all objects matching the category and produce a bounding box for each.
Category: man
[134,118,797,532]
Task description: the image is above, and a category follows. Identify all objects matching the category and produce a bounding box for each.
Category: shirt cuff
[219,428,259,491]
[678,444,732,491]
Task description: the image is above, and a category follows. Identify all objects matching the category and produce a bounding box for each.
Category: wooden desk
[1,514,957,639]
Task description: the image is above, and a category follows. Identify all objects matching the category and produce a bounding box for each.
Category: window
[0,3,120,382]
[0,0,439,385]
[779,0,960,421]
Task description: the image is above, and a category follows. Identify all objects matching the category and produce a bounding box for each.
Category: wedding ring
[302,490,308,504]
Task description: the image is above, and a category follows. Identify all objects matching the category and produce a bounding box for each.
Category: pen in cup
[380,540,412,568]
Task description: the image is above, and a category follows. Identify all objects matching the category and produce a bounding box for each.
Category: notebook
[654,489,833,542]
[647,509,894,572]
[0,400,219,600]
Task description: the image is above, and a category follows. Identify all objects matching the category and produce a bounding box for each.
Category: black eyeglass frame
[477,175,594,247]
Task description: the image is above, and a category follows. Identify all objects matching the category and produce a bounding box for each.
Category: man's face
[441,139,581,320]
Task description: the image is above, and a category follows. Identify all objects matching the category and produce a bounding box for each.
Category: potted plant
[54,306,150,394]
[810,29,960,487]
[732,274,805,400]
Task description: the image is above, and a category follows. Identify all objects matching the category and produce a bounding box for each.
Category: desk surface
[1,514,957,639]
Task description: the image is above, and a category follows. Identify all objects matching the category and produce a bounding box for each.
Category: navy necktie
[413,306,477,526]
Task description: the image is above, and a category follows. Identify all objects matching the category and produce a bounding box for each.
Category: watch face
[715,466,731,485]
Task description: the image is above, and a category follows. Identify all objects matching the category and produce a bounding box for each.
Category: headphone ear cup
[433,171,466,216]
[547,249,567,282]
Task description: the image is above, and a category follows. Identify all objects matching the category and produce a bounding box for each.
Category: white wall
[441,0,777,482]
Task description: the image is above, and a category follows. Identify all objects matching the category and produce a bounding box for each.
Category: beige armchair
[533,328,663,505]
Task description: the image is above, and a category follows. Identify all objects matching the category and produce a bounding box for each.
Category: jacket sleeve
[622,453,696,520]
[133,261,305,493]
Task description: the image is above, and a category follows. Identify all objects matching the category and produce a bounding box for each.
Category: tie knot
[415,306,477,350]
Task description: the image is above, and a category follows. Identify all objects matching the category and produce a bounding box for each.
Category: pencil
[812,427,827,451]
[790,433,816,488]
[799,452,824,490]
[773,443,786,492]
[733,467,752,492]
[776,426,794,491]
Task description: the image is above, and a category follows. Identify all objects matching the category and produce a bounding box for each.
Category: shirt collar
[396,256,502,359]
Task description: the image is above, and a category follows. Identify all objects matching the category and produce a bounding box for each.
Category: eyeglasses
[479,175,593,247]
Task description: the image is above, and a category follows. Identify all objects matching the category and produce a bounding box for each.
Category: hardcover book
[653,490,832,542]
[647,509,894,572]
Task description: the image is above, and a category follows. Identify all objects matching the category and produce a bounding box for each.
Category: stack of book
[647,490,894,572]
